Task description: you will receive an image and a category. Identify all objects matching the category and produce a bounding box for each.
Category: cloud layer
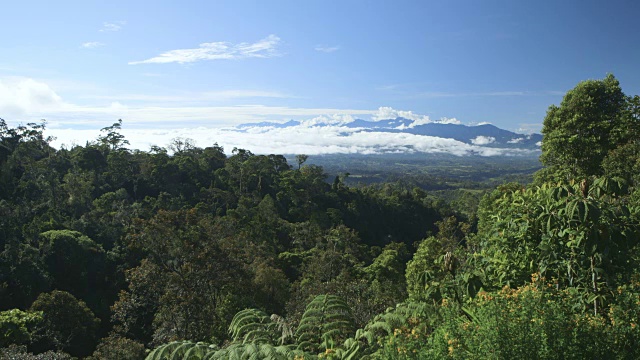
[47,123,536,157]
[129,35,282,64]
[0,77,539,157]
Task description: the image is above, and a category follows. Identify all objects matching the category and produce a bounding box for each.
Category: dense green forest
[1,74,639,359]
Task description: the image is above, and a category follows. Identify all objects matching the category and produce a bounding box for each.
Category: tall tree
[539,74,628,180]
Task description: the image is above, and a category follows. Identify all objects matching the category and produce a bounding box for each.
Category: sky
[1,0,639,154]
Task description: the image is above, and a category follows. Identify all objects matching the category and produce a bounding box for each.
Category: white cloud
[516,123,542,134]
[202,90,292,99]
[0,78,538,157]
[0,77,65,117]
[100,21,125,32]
[470,136,496,145]
[10,100,375,129]
[414,91,531,99]
[0,79,371,128]
[129,35,282,65]
[298,114,354,127]
[372,107,461,126]
[373,106,430,122]
[315,45,340,53]
[81,90,293,103]
[0,79,373,129]
[46,124,536,157]
[507,137,524,144]
[437,117,461,125]
[81,42,105,49]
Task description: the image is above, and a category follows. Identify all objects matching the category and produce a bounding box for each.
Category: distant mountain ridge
[237,117,542,150]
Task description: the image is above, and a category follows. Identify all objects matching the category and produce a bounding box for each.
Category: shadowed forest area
[1,74,640,359]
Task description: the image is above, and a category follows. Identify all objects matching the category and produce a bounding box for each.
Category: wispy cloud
[100,21,126,32]
[315,45,340,53]
[516,123,543,134]
[375,84,401,91]
[413,90,565,99]
[81,42,105,49]
[414,91,525,98]
[80,90,294,103]
[129,35,282,65]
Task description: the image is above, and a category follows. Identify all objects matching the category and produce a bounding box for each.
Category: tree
[0,309,43,347]
[406,217,479,305]
[130,210,251,343]
[295,154,308,170]
[539,74,629,181]
[30,290,100,357]
[88,335,146,360]
[38,230,107,307]
[97,120,129,152]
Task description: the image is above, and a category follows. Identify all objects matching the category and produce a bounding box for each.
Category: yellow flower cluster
[447,337,460,355]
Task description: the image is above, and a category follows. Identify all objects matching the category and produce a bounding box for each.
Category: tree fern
[203,342,311,360]
[295,294,354,353]
[229,308,275,344]
[182,342,214,359]
[146,341,191,360]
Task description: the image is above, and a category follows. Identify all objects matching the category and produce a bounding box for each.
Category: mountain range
[237,117,543,150]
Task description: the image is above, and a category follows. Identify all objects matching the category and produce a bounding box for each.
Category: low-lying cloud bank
[48,123,539,157]
[2,76,540,157]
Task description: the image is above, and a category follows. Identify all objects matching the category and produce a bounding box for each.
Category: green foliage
[145,339,312,360]
[127,209,254,343]
[229,308,283,345]
[0,308,43,347]
[206,342,310,360]
[539,74,629,179]
[38,230,106,297]
[296,295,355,353]
[0,344,72,359]
[475,177,640,313]
[89,335,147,360]
[537,74,640,184]
[146,340,216,360]
[98,119,130,152]
[425,281,639,359]
[406,217,480,305]
[111,259,165,345]
[362,242,409,314]
[3,82,640,360]
[351,302,436,358]
[30,290,101,357]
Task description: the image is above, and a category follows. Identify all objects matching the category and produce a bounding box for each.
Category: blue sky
[1,0,639,152]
